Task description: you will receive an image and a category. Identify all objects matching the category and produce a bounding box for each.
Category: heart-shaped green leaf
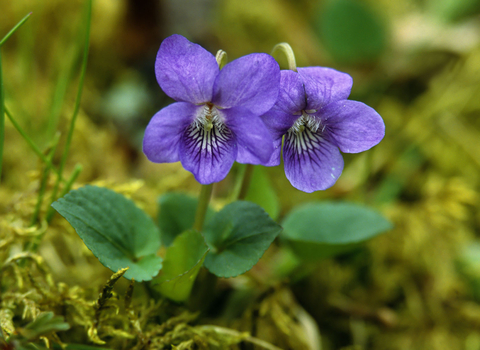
[158,192,215,247]
[203,201,282,278]
[52,185,162,281]
[281,202,393,261]
[151,229,208,302]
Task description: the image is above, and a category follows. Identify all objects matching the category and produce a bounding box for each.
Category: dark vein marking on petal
[284,127,324,165]
[183,122,234,167]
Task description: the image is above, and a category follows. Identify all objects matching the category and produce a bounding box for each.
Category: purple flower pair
[143,35,385,192]
[143,34,279,184]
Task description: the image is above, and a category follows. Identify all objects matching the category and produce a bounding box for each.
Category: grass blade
[4,106,63,179]
[48,0,92,213]
[46,48,76,140]
[46,163,82,223]
[59,163,83,198]
[1,12,35,183]
[0,12,32,47]
[31,133,61,226]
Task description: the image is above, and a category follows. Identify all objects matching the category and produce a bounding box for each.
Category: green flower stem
[48,0,92,211]
[0,51,4,183]
[271,42,297,72]
[193,183,213,232]
[237,163,254,200]
[215,50,228,69]
[0,12,32,47]
[231,163,246,200]
[187,268,218,312]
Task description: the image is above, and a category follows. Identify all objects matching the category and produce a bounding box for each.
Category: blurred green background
[2,0,480,349]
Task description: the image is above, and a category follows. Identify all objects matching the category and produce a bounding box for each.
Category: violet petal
[263,137,282,167]
[155,34,219,104]
[143,102,197,163]
[274,70,306,114]
[261,107,300,166]
[212,53,280,115]
[262,105,300,136]
[321,100,385,153]
[222,106,274,165]
[298,67,353,110]
[283,129,344,192]
[179,121,237,184]
[260,70,306,160]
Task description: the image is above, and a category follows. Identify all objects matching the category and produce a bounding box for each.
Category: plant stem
[58,163,82,197]
[215,50,228,69]
[48,0,91,209]
[45,163,82,223]
[271,42,297,72]
[237,163,254,200]
[193,184,213,231]
[46,45,76,140]
[0,13,33,181]
[30,163,50,226]
[0,12,32,47]
[31,133,60,226]
[4,106,62,176]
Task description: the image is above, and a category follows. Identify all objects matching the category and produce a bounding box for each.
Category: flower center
[193,103,225,132]
[184,103,233,159]
[284,110,324,156]
[288,110,323,134]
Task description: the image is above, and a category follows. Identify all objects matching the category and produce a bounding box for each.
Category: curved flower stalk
[262,67,385,193]
[143,35,280,184]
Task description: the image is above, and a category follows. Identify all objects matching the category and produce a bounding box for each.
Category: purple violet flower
[143,35,280,184]
[262,68,385,193]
